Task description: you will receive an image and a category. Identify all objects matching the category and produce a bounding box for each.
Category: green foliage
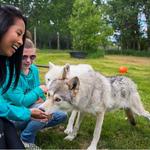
[35,51,150,149]
[87,49,105,58]
[69,0,113,52]
[2,0,150,51]
[1,0,74,49]
[105,0,150,50]
[105,49,150,57]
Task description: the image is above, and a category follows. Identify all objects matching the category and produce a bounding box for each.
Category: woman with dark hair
[0,5,48,149]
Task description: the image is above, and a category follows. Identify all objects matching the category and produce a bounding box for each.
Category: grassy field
[35,51,150,149]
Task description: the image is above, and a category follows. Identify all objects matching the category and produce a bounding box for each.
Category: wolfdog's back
[77,71,142,113]
[106,76,140,110]
[75,71,112,113]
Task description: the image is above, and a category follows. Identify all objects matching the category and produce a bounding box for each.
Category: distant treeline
[1,0,150,51]
[105,49,150,57]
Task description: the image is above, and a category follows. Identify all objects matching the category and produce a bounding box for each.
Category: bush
[87,49,104,58]
[105,49,150,57]
[69,0,102,52]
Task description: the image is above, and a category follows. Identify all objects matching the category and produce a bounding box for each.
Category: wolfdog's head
[41,65,80,114]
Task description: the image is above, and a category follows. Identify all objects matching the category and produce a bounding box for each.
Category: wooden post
[34,26,36,47]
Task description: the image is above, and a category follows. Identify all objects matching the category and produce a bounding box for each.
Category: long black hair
[0,5,27,93]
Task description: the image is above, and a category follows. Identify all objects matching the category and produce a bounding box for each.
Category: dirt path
[106,55,150,66]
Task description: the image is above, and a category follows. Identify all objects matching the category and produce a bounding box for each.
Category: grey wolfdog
[40,65,150,150]
[45,62,93,134]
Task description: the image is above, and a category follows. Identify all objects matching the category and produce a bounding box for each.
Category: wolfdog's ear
[62,64,70,79]
[67,77,80,96]
[64,64,70,72]
[49,62,55,70]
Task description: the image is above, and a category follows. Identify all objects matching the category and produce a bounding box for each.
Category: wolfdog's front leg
[64,112,84,141]
[64,110,78,134]
[87,112,105,150]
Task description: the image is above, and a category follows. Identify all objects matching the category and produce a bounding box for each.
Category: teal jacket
[3,64,45,108]
[0,63,31,121]
[0,93,31,121]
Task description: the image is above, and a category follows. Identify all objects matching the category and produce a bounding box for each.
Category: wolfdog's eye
[47,93,50,97]
[55,97,61,102]
[48,78,50,81]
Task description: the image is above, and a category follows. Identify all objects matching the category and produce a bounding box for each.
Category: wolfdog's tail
[129,91,150,121]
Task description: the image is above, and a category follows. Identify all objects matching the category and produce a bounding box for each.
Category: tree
[26,0,74,49]
[69,0,113,52]
[106,0,149,50]
[142,0,150,49]
[1,0,74,49]
[44,0,74,49]
[0,0,35,16]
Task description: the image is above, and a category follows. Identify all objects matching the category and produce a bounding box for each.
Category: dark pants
[0,117,25,149]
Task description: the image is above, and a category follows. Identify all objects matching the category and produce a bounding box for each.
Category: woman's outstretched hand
[40,85,48,93]
[30,108,49,121]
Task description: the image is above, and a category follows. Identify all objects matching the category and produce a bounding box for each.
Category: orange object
[119,66,128,74]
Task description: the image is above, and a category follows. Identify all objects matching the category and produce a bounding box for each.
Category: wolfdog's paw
[64,127,73,134]
[87,145,96,150]
[64,134,75,141]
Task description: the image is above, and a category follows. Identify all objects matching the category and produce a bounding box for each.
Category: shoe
[22,140,41,150]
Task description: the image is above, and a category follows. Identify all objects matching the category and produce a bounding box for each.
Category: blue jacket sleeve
[0,95,31,121]
[4,86,44,107]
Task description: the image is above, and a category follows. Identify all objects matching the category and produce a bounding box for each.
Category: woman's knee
[53,111,67,122]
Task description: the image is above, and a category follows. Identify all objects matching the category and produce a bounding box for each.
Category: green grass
[35,51,150,149]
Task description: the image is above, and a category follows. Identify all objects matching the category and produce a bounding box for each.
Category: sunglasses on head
[22,55,36,61]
